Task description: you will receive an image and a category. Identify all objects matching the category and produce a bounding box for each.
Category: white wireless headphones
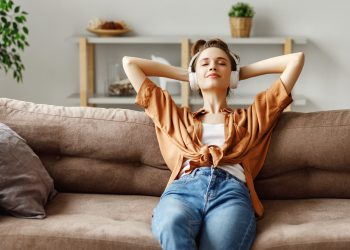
[188,50,240,91]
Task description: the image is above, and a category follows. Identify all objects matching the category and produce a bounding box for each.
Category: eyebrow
[199,57,228,62]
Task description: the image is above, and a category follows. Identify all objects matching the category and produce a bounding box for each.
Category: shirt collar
[192,107,234,118]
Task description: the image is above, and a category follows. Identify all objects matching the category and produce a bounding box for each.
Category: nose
[209,62,216,71]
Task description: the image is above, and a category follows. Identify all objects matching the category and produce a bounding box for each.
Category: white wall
[1,0,349,112]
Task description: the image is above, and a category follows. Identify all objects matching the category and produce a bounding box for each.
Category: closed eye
[201,63,226,66]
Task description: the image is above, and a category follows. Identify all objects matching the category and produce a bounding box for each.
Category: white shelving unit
[74,35,307,111]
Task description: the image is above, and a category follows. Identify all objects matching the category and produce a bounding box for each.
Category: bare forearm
[123,56,188,82]
[239,52,304,80]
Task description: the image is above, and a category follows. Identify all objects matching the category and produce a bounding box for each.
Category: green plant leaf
[15,16,23,23]
[0,0,29,83]
[1,16,7,23]
[228,2,255,17]
[4,21,10,29]
[8,1,14,9]
[12,21,18,31]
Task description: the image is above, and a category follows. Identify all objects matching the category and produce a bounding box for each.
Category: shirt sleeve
[135,77,188,137]
[135,77,157,110]
[247,77,293,139]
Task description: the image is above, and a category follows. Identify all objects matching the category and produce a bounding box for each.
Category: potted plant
[0,0,29,83]
[228,2,255,38]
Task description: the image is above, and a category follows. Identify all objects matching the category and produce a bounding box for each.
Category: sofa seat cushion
[253,199,350,249]
[1,194,350,250]
[0,193,162,250]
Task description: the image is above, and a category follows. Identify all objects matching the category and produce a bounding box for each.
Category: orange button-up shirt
[135,77,293,219]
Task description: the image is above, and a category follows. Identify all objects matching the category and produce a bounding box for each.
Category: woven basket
[229,17,252,38]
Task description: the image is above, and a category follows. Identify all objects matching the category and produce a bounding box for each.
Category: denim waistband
[188,166,246,185]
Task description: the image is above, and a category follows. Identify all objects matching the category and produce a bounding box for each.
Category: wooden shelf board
[68,93,306,106]
[75,36,307,45]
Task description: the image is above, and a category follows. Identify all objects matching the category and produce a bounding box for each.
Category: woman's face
[195,47,232,93]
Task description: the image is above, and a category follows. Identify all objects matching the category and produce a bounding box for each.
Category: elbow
[122,56,138,69]
[293,52,305,62]
[122,56,132,67]
[290,52,305,67]
[297,52,305,68]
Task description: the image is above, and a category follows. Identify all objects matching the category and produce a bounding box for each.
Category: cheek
[195,68,205,79]
[224,72,231,80]
[221,70,232,81]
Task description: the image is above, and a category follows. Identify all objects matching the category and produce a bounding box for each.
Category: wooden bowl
[87,28,131,37]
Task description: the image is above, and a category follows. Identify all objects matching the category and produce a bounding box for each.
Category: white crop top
[178,123,246,183]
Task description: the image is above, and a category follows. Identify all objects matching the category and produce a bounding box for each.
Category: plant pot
[229,17,252,38]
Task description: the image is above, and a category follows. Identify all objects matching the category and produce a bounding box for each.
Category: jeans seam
[189,220,201,249]
[238,212,255,250]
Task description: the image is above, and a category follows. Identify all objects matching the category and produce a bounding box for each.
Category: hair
[190,38,240,97]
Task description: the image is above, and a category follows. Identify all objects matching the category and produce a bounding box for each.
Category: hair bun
[191,39,206,56]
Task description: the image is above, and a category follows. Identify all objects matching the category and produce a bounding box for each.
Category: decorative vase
[229,17,252,38]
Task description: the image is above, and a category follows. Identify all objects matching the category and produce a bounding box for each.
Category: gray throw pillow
[0,123,58,219]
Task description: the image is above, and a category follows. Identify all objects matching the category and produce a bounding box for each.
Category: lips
[207,73,220,78]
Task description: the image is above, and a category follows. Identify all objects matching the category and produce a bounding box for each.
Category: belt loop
[225,171,230,181]
[191,167,199,177]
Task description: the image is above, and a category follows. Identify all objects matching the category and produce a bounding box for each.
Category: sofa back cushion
[1,98,350,199]
[0,98,169,196]
[256,109,350,199]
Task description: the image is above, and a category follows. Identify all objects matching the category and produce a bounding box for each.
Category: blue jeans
[151,166,256,250]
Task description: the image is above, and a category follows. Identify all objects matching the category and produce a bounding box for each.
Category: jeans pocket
[160,175,197,199]
[160,181,183,199]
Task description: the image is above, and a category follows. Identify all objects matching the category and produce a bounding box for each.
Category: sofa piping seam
[274,123,350,131]
[1,106,155,128]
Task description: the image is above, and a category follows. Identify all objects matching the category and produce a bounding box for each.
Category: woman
[123,38,304,250]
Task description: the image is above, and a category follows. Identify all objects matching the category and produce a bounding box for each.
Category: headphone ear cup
[230,71,239,89]
[189,72,199,90]
[229,51,240,89]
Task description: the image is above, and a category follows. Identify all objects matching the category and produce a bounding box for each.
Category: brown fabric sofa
[0,97,350,250]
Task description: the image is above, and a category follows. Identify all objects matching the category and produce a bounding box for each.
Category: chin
[200,82,229,91]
